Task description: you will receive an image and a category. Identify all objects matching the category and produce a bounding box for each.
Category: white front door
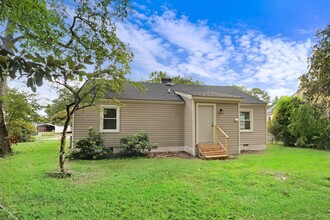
[197,104,215,143]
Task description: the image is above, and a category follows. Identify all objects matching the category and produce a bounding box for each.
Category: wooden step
[203,150,226,155]
[201,148,226,152]
[204,155,228,159]
[199,146,221,149]
[198,143,228,160]
[198,144,219,148]
[199,146,223,151]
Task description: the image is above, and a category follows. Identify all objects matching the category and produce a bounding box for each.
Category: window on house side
[240,111,252,131]
[101,106,120,132]
[103,108,117,129]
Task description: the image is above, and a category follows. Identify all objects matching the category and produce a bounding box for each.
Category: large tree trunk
[0,30,14,156]
[0,80,11,156]
[59,110,71,173]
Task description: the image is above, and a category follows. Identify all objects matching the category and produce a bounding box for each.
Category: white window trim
[100,105,120,133]
[240,109,253,132]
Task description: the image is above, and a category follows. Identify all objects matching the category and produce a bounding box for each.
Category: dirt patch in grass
[46,172,72,179]
[241,150,266,155]
[260,170,289,181]
[147,151,196,159]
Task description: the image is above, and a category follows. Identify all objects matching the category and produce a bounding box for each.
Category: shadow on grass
[46,172,72,179]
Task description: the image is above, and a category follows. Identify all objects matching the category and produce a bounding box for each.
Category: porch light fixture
[219,108,224,114]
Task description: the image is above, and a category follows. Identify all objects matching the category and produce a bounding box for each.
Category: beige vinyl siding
[194,100,240,155]
[240,104,267,150]
[73,102,184,149]
[181,96,194,149]
[73,107,100,138]
[216,103,240,155]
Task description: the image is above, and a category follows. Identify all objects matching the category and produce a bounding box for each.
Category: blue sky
[8,0,330,102]
[139,0,327,40]
[115,0,329,99]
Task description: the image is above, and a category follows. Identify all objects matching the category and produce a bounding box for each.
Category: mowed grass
[0,141,329,219]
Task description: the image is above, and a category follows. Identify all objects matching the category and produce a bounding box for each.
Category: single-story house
[266,104,276,122]
[36,123,72,133]
[37,123,55,132]
[54,125,72,133]
[266,104,276,143]
[73,80,267,158]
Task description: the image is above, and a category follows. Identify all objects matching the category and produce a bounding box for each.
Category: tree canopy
[0,0,135,172]
[300,25,330,112]
[269,96,330,150]
[233,85,270,103]
[0,0,66,155]
[35,0,134,173]
[147,71,203,85]
[268,96,302,146]
[4,88,41,126]
[45,89,73,121]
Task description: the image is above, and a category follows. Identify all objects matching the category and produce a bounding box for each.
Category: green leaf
[27,61,39,68]
[47,55,54,64]
[25,54,40,63]
[68,57,75,69]
[83,55,93,64]
[9,61,19,79]
[0,49,11,56]
[35,53,44,62]
[75,64,86,70]
[45,72,53,82]
[73,70,87,76]
[68,74,74,80]
[35,71,44,87]
[9,70,16,79]
[27,78,34,89]
[53,74,60,80]
[0,55,7,63]
[6,40,18,53]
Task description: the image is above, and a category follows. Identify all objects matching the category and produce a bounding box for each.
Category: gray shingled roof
[105,82,266,104]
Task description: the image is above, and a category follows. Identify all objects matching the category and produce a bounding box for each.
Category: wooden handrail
[216,125,229,138]
[216,125,229,156]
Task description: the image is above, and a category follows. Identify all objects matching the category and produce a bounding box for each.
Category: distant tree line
[147,71,203,85]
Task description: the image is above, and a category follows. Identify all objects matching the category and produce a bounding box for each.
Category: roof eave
[241,102,268,105]
[100,98,185,104]
[192,95,244,102]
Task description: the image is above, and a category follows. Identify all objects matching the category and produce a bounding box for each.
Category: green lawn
[0,141,329,219]
[35,132,62,141]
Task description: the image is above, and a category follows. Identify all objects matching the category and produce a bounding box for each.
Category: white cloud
[266,87,296,100]
[151,13,221,54]
[250,36,311,85]
[115,8,312,99]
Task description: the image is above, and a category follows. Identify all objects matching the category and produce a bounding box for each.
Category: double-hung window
[100,105,120,132]
[240,109,253,132]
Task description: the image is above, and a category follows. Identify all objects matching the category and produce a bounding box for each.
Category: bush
[8,120,36,144]
[120,132,152,156]
[289,103,330,150]
[69,128,111,160]
[268,97,302,146]
[269,96,330,150]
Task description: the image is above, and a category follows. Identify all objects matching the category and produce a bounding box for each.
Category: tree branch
[60,15,87,49]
